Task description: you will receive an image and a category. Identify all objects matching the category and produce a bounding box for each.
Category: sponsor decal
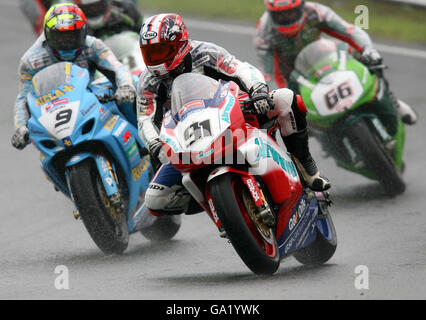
[178,100,205,119]
[208,198,219,223]
[246,178,261,202]
[36,85,74,106]
[142,31,157,40]
[113,121,126,136]
[196,148,214,160]
[123,130,131,143]
[288,198,307,231]
[131,157,150,181]
[149,184,164,191]
[20,73,32,81]
[80,102,97,116]
[29,127,45,136]
[221,95,235,123]
[125,142,138,160]
[217,55,237,74]
[254,137,298,177]
[103,115,118,130]
[160,134,179,152]
[62,137,72,147]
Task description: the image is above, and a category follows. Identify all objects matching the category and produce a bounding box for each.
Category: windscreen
[32,62,69,96]
[171,73,220,120]
[294,39,341,78]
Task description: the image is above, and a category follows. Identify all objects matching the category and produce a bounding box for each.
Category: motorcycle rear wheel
[209,173,280,275]
[345,119,405,196]
[69,158,129,254]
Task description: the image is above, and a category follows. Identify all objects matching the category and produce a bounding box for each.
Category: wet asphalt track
[0,0,425,300]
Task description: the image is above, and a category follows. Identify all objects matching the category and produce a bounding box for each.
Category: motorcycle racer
[254,0,417,126]
[137,13,330,216]
[11,3,136,150]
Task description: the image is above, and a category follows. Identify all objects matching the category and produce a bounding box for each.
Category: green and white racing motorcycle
[290,39,406,196]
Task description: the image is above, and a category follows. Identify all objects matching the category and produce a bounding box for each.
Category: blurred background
[139,0,426,46]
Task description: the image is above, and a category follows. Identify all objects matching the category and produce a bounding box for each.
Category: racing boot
[282,129,331,191]
[389,89,417,125]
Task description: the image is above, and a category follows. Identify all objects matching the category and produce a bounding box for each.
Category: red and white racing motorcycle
[159,73,337,275]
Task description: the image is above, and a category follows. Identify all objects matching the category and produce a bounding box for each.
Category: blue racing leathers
[14,34,135,129]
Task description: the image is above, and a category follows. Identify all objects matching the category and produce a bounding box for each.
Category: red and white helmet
[265,0,306,36]
[140,14,191,77]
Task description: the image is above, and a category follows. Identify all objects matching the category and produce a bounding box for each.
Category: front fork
[203,167,276,231]
[66,153,124,216]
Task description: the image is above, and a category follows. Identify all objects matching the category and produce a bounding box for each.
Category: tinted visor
[48,29,85,51]
[140,41,179,66]
[270,6,304,26]
[79,1,109,18]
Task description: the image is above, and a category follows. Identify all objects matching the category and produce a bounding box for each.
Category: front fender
[207,166,265,207]
[65,152,118,197]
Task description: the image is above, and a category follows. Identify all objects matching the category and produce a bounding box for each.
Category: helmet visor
[140,41,179,66]
[78,1,109,18]
[270,5,304,26]
[48,29,85,51]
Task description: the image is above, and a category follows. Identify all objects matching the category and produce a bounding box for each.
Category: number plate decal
[38,101,80,139]
[310,71,364,116]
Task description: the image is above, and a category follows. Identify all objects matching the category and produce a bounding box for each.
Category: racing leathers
[137,40,330,216]
[12,34,136,149]
[254,1,417,126]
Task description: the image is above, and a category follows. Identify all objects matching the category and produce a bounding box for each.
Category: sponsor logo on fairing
[254,137,298,177]
[221,95,235,123]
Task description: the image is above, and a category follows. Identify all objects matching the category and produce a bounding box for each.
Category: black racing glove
[248,83,274,114]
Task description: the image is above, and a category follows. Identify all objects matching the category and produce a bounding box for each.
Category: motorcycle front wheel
[209,173,280,275]
[345,119,406,196]
[69,158,129,254]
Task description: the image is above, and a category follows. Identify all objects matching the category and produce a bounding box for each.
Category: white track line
[184,17,426,60]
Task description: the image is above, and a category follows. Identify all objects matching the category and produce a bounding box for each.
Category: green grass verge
[137,0,426,45]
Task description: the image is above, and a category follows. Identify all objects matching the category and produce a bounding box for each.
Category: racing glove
[148,138,169,165]
[115,84,136,105]
[249,83,274,114]
[361,47,382,66]
[11,126,30,150]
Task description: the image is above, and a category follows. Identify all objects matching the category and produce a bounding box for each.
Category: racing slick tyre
[69,158,129,254]
[209,173,280,275]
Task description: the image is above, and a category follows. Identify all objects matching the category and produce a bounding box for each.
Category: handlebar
[368,64,388,71]
[96,94,116,103]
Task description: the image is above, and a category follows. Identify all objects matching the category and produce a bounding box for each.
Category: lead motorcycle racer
[254,0,418,130]
[11,3,136,150]
[137,13,330,216]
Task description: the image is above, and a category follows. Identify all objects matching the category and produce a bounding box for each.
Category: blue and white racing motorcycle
[26,62,181,254]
